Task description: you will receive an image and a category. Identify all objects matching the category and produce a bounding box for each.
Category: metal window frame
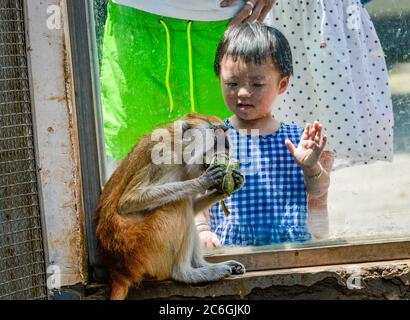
[206,238,410,271]
[65,0,410,283]
[66,0,107,282]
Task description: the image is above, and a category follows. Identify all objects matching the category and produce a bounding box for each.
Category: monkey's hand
[215,169,244,195]
[231,169,245,193]
[198,164,227,191]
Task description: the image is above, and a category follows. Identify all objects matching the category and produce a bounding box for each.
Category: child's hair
[214,22,293,78]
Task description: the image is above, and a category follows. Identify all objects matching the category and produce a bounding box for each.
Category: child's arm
[285,121,330,197]
[195,210,221,249]
[195,209,211,232]
[301,159,330,197]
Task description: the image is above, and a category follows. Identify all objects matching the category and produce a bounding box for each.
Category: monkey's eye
[225,82,238,88]
[219,124,228,132]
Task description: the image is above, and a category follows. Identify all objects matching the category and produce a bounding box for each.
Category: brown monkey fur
[95,112,245,300]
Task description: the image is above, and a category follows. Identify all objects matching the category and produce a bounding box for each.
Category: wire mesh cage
[0,0,47,300]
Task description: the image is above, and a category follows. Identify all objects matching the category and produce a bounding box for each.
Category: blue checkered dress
[209,118,311,246]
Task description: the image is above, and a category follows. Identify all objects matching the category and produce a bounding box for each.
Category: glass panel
[326,0,410,241]
[91,0,410,255]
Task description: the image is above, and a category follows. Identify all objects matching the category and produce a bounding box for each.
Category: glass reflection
[93,0,410,251]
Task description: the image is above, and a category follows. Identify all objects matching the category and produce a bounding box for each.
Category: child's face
[219,55,289,121]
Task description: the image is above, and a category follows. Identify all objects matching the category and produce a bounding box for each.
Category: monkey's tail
[110,273,131,300]
[110,271,144,300]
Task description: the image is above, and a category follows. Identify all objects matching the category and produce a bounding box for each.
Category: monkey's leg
[173,256,246,283]
[191,230,246,274]
[172,262,234,284]
[190,223,211,268]
[119,179,208,213]
[170,222,232,283]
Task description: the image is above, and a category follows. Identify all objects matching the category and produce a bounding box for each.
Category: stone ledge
[125,260,410,300]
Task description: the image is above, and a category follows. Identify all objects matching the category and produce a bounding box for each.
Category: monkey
[95,112,246,300]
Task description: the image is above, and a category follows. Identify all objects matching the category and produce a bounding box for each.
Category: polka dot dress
[265,0,394,169]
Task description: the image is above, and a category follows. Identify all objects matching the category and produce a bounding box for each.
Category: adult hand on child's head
[220,0,276,26]
[199,230,221,250]
[285,121,328,170]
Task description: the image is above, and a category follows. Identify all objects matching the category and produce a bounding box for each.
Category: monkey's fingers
[206,165,226,179]
[206,163,223,172]
[209,170,227,190]
[232,170,245,187]
[232,169,244,177]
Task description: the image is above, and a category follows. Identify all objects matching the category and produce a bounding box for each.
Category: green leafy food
[204,154,240,216]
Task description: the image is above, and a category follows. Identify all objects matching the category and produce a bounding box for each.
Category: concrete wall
[26,0,87,287]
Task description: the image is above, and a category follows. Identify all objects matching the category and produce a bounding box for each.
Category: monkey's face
[182,121,231,179]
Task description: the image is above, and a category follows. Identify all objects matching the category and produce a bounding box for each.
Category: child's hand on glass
[285,121,327,170]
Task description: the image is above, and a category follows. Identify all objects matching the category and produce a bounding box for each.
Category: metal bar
[0,216,39,226]
[0,170,35,178]
[1,65,27,69]
[0,250,44,262]
[0,238,43,250]
[0,204,38,212]
[0,54,25,58]
[0,124,32,129]
[0,146,33,153]
[1,226,42,237]
[0,31,25,35]
[0,135,33,142]
[0,147,33,154]
[0,20,24,23]
[0,77,29,81]
[0,158,34,165]
[205,240,410,272]
[0,181,36,188]
[0,42,25,46]
[0,90,30,95]
[0,101,31,105]
[0,261,44,273]
[66,0,105,282]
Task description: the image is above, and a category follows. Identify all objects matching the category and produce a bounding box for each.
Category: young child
[196,22,330,247]
[263,0,393,237]
[264,0,393,167]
